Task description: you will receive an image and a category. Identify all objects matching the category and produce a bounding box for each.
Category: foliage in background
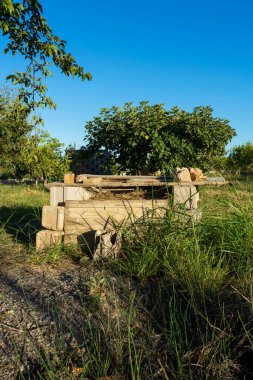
[18,128,70,182]
[84,101,236,174]
[66,144,113,175]
[0,86,32,173]
[227,141,253,171]
[0,87,69,181]
[0,0,91,115]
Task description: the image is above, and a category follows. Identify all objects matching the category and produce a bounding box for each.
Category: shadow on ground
[0,205,42,245]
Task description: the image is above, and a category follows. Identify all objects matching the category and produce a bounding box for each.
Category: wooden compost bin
[36,175,226,252]
[64,198,168,245]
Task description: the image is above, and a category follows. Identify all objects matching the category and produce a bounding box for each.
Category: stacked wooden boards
[36,176,227,251]
[64,199,168,244]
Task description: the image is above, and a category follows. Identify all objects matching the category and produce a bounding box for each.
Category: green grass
[1,180,253,379]
[0,184,49,246]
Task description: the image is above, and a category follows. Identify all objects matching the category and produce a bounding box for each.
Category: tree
[0,0,91,113]
[17,128,70,182]
[0,87,69,180]
[0,86,32,174]
[84,102,236,174]
[227,142,253,171]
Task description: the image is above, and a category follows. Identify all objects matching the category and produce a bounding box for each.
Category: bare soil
[0,241,113,379]
[0,239,153,380]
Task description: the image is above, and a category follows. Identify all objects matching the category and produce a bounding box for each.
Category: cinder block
[42,206,64,231]
[36,230,64,252]
[63,186,92,202]
[50,186,64,206]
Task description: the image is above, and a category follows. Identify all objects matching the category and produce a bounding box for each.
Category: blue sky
[1,0,253,151]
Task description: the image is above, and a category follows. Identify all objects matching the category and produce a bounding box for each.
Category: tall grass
[2,183,253,378]
[110,191,253,378]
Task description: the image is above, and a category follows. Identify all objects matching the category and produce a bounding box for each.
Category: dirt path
[0,236,157,380]
[0,245,97,379]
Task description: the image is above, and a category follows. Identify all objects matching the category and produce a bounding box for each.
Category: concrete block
[50,186,64,206]
[173,185,191,208]
[173,185,200,210]
[63,186,92,202]
[42,206,64,231]
[190,186,199,209]
[36,230,64,252]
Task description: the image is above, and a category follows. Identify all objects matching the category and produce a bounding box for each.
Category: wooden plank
[64,199,168,235]
[65,199,167,208]
[80,174,172,180]
[79,180,226,187]
[47,178,227,188]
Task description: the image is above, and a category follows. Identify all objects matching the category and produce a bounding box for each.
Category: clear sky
[1,0,253,151]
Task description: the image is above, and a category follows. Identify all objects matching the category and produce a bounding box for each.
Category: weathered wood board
[64,199,168,244]
[47,178,227,190]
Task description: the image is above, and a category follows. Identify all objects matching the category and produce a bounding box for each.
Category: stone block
[76,174,88,183]
[42,205,64,231]
[190,186,199,209]
[64,233,78,246]
[36,230,64,252]
[189,167,207,181]
[175,168,192,182]
[93,229,121,260]
[50,186,64,206]
[83,178,103,185]
[64,173,75,184]
[173,185,191,208]
[173,185,200,210]
[63,186,92,202]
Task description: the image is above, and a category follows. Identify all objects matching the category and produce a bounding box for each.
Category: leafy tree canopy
[17,128,70,182]
[0,0,91,114]
[0,86,32,172]
[227,142,253,171]
[0,87,69,180]
[84,101,236,174]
